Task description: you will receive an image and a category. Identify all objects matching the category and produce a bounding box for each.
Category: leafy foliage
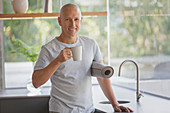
[10,38,40,63]
[3,0,170,63]
[110,0,170,58]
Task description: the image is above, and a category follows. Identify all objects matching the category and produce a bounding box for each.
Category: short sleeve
[34,46,51,70]
[93,40,103,62]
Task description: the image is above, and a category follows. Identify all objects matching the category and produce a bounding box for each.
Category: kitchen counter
[93,84,170,113]
[0,85,170,113]
[0,86,51,99]
[0,87,51,113]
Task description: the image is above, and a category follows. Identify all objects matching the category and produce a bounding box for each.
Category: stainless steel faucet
[118,60,143,102]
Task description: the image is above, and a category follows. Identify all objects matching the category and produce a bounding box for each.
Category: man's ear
[80,17,83,23]
[58,17,62,26]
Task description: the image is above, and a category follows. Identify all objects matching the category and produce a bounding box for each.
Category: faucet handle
[137,93,144,100]
[137,93,144,102]
[139,93,144,97]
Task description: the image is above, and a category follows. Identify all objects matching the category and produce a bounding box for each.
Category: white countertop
[0,87,51,99]
[92,85,170,113]
[0,85,170,113]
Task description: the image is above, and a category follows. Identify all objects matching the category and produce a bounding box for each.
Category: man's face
[58,6,82,37]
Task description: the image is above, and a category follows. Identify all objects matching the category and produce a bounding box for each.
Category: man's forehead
[62,14,81,20]
[61,4,79,11]
[63,7,79,14]
[60,4,81,17]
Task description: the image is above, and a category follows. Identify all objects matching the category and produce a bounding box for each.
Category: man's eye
[65,19,69,21]
[75,18,79,21]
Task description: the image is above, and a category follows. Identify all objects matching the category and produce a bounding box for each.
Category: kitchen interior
[0,0,170,113]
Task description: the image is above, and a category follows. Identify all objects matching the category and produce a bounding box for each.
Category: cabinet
[0,96,50,113]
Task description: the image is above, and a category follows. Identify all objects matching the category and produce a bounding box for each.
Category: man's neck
[57,34,77,44]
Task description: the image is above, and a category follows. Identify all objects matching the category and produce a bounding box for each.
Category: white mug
[70,46,82,61]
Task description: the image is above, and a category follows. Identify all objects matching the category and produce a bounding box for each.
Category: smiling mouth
[69,28,75,31]
[68,27,76,31]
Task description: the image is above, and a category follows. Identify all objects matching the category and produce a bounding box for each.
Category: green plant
[10,38,40,63]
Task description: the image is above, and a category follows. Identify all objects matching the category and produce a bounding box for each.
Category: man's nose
[70,19,75,26]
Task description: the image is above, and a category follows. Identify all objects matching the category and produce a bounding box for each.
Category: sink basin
[100,100,130,104]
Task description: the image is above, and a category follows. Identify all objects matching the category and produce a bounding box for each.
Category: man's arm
[32,47,71,88]
[97,61,133,112]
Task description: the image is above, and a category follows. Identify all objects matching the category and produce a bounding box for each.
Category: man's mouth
[68,27,76,31]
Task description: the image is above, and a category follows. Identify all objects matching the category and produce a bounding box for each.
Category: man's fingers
[63,47,72,60]
[115,106,133,113]
[114,106,122,112]
[128,107,134,112]
[64,47,71,54]
[65,47,71,51]
[57,47,72,62]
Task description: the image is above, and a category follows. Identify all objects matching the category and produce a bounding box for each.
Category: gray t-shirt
[34,36,103,113]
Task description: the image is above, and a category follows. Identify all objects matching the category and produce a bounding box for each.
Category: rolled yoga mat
[91,62,114,78]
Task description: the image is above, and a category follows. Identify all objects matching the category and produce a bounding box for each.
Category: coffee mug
[70,46,82,61]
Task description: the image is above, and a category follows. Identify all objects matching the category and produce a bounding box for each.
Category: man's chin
[69,33,77,37]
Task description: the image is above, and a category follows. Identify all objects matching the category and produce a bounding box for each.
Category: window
[110,0,170,99]
[3,0,108,88]
[2,0,170,100]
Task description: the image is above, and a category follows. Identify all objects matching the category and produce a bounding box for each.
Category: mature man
[32,3,133,113]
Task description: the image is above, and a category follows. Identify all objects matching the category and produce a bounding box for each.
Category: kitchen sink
[99,100,130,104]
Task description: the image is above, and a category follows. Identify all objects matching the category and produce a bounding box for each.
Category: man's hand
[114,105,134,112]
[57,47,71,63]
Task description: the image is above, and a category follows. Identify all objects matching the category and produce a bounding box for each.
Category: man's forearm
[97,78,119,108]
[32,58,62,88]
[97,61,119,107]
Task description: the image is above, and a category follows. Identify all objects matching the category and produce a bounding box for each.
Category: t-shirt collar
[55,36,80,48]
